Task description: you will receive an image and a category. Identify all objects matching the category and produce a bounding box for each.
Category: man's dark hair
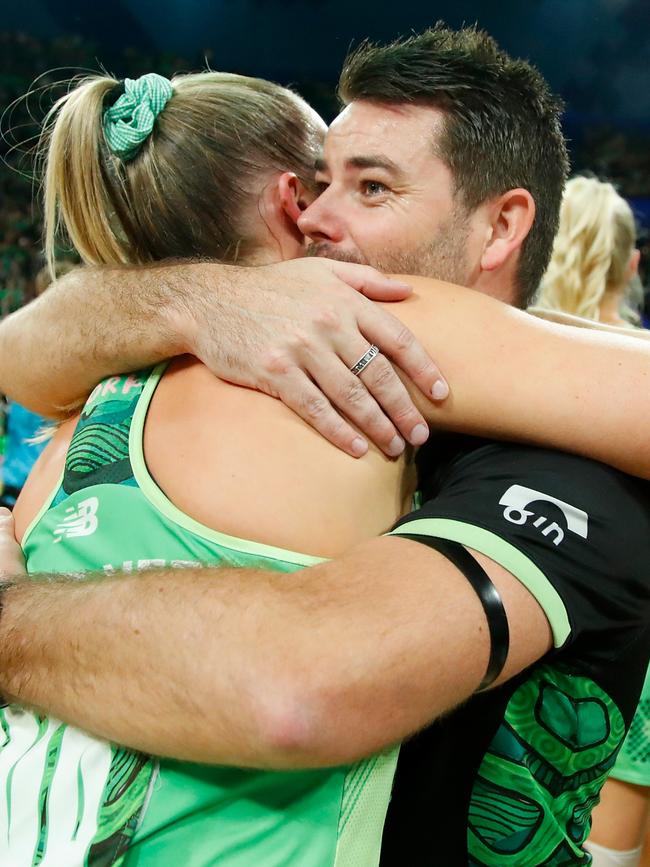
[338,25,569,307]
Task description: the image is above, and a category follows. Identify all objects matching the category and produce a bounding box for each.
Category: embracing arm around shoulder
[4,442,647,769]
[386,277,650,479]
[0,535,549,768]
[5,264,650,476]
[0,259,439,458]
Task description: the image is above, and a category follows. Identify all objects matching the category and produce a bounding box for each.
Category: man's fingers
[356,353,430,447]
[359,309,449,402]
[307,351,407,457]
[0,507,26,579]
[329,261,412,301]
[277,374,370,459]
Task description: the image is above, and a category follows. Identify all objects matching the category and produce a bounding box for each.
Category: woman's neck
[598,288,628,327]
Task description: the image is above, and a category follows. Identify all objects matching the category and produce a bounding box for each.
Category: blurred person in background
[0,401,46,507]
[2,28,650,866]
[537,175,643,327]
[542,175,649,867]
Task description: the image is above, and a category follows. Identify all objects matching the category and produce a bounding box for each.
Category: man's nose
[298,193,345,243]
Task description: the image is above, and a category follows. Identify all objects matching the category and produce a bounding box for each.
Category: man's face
[297,101,485,284]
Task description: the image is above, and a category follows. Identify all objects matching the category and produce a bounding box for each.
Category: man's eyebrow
[347,155,404,177]
[313,155,405,177]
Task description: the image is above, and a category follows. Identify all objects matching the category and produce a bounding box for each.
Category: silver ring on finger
[349,344,380,376]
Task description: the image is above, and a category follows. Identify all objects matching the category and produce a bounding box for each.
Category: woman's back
[14,355,413,556]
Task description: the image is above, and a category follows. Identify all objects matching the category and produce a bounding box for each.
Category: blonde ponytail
[538,176,636,320]
[41,76,131,276]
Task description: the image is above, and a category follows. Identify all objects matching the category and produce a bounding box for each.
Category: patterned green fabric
[0,707,152,867]
[103,74,172,160]
[468,665,626,865]
[7,369,159,867]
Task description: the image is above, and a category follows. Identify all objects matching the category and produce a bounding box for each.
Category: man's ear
[278,172,311,226]
[480,189,536,273]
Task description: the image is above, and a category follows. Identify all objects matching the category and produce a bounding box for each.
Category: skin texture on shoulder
[142,356,415,557]
[14,357,414,557]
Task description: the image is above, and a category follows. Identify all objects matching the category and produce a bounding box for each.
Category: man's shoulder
[412,433,650,567]
[417,434,650,530]
[401,433,650,662]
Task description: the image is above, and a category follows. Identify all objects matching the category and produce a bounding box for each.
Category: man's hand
[0,509,25,580]
[0,259,446,458]
[182,258,449,457]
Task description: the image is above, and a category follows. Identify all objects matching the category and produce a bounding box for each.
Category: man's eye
[361,180,388,196]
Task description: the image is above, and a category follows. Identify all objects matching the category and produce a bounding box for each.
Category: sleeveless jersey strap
[52,366,162,507]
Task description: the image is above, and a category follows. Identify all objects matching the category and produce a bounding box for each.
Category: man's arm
[0,260,444,458]
[7,442,647,769]
[7,263,650,479]
[0,536,550,768]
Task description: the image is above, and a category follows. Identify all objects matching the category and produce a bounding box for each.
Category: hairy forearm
[0,261,228,417]
[0,540,486,768]
[0,568,296,767]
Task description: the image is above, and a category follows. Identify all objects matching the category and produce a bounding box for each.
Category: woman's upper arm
[382,276,650,478]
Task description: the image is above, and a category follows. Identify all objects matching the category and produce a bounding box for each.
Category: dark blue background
[4,0,650,123]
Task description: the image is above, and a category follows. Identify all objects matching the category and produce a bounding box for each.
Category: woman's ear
[278,172,310,225]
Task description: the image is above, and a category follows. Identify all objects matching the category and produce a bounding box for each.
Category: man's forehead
[321,101,445,163]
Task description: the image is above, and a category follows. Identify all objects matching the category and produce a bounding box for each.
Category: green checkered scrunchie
[103,73,173,161]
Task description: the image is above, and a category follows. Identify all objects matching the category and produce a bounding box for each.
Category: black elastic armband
[397,534,510,691]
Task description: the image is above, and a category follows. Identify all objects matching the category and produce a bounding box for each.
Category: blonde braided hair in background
[537,175,638,322]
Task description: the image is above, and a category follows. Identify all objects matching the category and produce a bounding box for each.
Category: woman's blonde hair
[41,71,325,273]
[537,175,638,320]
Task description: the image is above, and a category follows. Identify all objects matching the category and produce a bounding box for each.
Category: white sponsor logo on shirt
[53,497,99,543]
[499,484,589,546]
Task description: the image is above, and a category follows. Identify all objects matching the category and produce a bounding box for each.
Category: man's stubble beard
[306,207,473,285]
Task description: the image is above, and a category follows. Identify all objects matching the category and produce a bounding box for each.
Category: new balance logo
[53,497,99,543]
[499,485,588,546]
